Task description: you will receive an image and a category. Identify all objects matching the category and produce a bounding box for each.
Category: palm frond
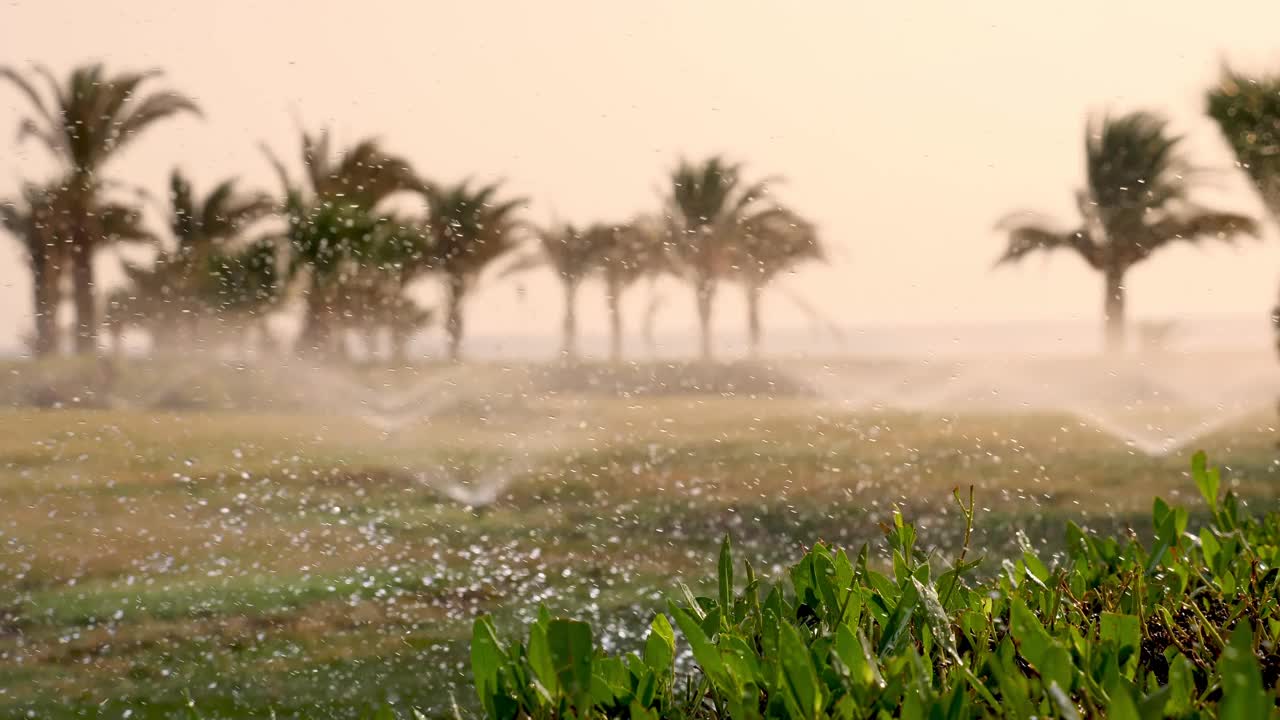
[1207,65,1280,217]
[1141,208,1260,258]
[496,251,549,279]
[733,206,823,282]
[995,213,1097,268]
[0,66,53,124]
[97,202,155,245]
[16,117,64,158]
[260,142,295,197]
[114,90,201,151]
[1085,111,1187,213]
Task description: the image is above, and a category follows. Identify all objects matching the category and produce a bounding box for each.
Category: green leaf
[590,656,629,706]
[678,582,706,621]
[1010,599,1073,690]
[721,634,762,687]
[629,700,658,720]
[718,535,734,618]
[547,619,593,703]
[812,551,842,623]
[1200,528,1221,571]
[778,622,823,720]
[633,667,657,706]
[833,548,855,591]
[1192,450,1218,511]
[526,622,558,701]
[1146,504,1179,575]
[877,578,919,658]
[471,616,514,720]
[1107,682,1141,720]
[1009,599,1051,660]
[1165,654,1195,716]
[473,617,501,712]
[1047,682,1082,720]
[1100,613,1141,678]
[1137,685,1172,720]
[643,613,674,676]
[1022,551,1050,584]
[911,578,958,662]
[986,637,1035,719]
[832,623,881,691]
[1218,622,1268,720]
[669,602,731,691]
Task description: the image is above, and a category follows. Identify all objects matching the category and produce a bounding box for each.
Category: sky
[3,1,1280,356]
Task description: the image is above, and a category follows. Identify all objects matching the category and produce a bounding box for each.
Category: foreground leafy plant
[472,452,1279,718]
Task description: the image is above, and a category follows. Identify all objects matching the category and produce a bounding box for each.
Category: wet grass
[0,394,1278,717]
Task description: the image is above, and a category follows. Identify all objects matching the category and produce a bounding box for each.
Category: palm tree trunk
[109,324,124,359]
[745,279,763,357]
[69,240,97,355]
[390,327,408,365]
[67,182,100,356]
[695,276,715,361]
[446,272,466,363]
[258,319,277,356]
[1103,264,1126,354]
[361,326,379,364]
[30,244,58,357]
[296,291,332,356]
[606,275,623,363]
[561,278,579,361]
[642,276,660,358]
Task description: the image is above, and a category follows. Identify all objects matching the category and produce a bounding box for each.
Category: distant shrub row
[471,452,1279,718]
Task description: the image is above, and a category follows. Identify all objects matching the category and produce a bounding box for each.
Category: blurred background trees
[997,111,1257,352]
[13,58,1280,363]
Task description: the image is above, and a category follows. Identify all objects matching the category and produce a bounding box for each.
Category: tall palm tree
[1206,67,1280,357]
[263,130,426,356]
[501,223,604,360]
[1207,67,1280,220]
[1,183,70,356]
[594,216,674,362]
[1,64,199,353]
[204,239,287,354]
[997,111,1258,352]
[731,206,823,355]
[118,170,273,345]
[420,181,525,362]
[4,182,152,356]
[667,156,777,360]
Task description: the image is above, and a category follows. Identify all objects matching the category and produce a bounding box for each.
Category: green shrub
[472,452,1279,718]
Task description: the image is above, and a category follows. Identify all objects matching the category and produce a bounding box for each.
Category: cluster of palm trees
[998,67,1280,352]
[10,61,1280,363]
[1,63,823,363]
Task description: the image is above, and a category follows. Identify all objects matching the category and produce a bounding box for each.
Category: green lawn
[1,361,1277,718]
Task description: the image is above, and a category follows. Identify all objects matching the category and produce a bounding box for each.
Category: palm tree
[263,130,426,356]
[997,111,1258,352]
[594,216,674,362]
[1207,67,1280,220]
[3,182,152,356]
[1,64,199,353]
[118,170,272,345]
[667,156,777,360]
[1206,67,1280,356]
[731,206,823,355]
[501,222,604,360]
[1,183,70,356]
[204,239,286,354]
[420,181,525,362]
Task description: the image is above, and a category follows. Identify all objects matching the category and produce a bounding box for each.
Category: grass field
[1,360,1278,718]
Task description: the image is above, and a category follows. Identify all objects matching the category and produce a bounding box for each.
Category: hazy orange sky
[3,2,1280,354]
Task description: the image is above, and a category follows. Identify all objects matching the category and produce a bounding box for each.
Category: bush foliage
[472,452,1279,719]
